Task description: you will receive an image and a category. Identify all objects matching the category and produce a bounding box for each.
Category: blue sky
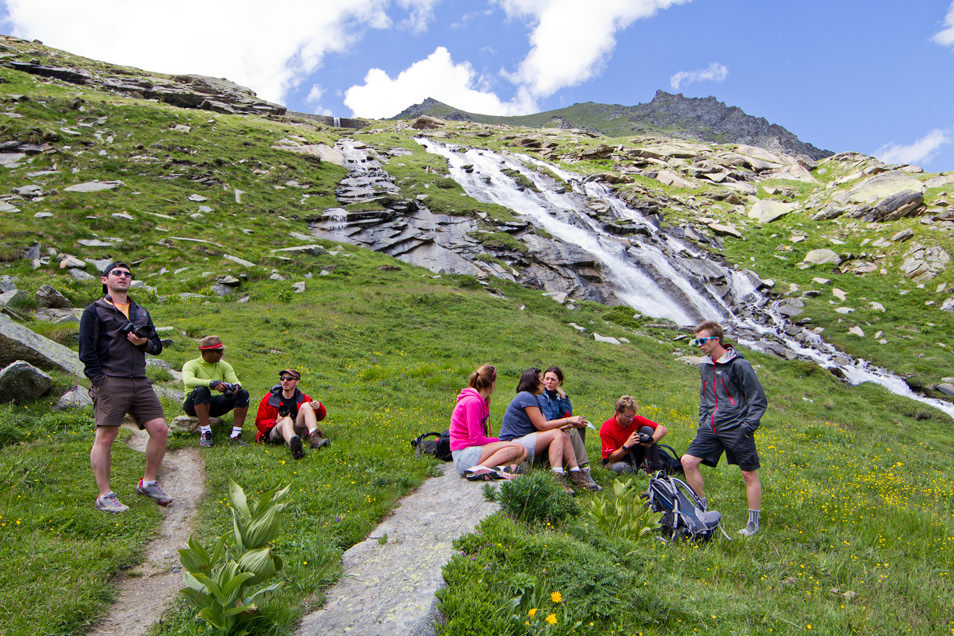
[3,1,954,171]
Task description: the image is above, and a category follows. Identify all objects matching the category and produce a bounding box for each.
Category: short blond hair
[615,395,637,413]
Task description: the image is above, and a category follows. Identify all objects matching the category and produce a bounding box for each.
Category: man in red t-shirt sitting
[599,395,669,474]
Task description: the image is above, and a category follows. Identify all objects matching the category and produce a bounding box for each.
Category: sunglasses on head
[692,336,718,347]
[109,269,133,278]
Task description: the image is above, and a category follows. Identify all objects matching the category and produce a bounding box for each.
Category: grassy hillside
[0,37,952,636]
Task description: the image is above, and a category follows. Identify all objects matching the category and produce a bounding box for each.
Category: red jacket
[255,386,325,442]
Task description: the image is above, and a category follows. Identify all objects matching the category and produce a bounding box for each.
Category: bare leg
[91,426,119,496]
[681,454,706,500]
[295,403,319,434]
[141,418,168,483]
[193,401,211,428]
[478,441,527,467]
[271,416,298,444]
[560,430,579,469]
[742,469,762,510]
[232,406,249,429]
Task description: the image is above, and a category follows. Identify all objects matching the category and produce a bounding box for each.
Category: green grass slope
[0,38,951,636]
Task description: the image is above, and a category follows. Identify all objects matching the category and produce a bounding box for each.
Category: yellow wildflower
[546,613,557,625]
[551,591,562,603]
[528,608,537,618]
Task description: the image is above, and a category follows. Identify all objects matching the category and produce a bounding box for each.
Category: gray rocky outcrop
[0,360,53,403]
[748,199,795,224]
[0,313,85,376]
[900,244,949,282]
[55,385,93,411]
[36,285,72,309]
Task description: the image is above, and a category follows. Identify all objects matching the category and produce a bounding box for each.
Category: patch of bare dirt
[86,425,205,636]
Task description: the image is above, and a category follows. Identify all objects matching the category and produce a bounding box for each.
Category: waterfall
[420,139,954,419]
[333,116,341,128]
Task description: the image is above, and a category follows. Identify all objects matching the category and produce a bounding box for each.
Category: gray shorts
[511,432,539,458]
[451,445,484,476]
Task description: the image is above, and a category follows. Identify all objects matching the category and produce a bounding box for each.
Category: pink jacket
[449,387,498,451]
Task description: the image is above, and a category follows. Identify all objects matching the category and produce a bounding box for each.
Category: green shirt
[181,357,240,389]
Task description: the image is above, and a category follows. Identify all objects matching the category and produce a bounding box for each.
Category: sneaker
[494,464,525,476]
[136,479,173,506]
[228,435,249,447]
[568,469,602,492]
[308,430,329,449]
[95,492,128,513]
[289,435,304,460]
[738,525,759,537]
[551,471,576,495]
[465,465,503,481]
[200,430,213,447]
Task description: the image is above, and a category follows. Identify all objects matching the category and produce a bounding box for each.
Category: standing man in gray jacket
[681,320,767,536]
[79,261,172,513]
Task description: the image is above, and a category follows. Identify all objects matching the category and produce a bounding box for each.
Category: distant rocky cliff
[393,90,831,160]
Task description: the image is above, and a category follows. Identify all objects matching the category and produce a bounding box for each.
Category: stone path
[295,465,499,636]
[87,426,206,636]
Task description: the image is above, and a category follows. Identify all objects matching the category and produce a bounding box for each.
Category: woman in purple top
[449,364,527,480]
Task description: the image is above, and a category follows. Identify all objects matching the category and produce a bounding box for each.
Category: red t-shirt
[600,414,659,460]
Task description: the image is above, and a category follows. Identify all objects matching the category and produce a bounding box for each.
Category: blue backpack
[642,471,729,543]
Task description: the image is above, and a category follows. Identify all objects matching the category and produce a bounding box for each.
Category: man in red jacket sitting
[599,395,668,474]
[254,369,329,460]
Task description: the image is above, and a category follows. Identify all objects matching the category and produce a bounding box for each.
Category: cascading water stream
[419,139,954,419]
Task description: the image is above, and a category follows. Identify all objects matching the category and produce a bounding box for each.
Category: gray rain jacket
[698,346,767,434]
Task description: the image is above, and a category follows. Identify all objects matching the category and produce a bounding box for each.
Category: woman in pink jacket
[449,364,527,480]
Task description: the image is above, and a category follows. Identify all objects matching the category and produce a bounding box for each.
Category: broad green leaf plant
[178,481,290,636]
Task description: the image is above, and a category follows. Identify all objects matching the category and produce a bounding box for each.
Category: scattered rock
[63,180,124,192]
[848,326,865,337]
[171,415,222,432]
[593,333,620,345]
[748,199,795,224]
[900,244,949,282]
[292,282,307,293]
[0,360,53,402]
[36,285,73,308]
[801,249,841,265]
[55,385,93,411]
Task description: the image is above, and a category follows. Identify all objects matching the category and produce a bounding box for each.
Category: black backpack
[410,431,452,461]
[645,443,684,475]
[641,471,729,543]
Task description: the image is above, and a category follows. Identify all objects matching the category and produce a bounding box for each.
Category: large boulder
[0,314,85,376]
[36,285,73,309]
[801,248,841,266]
[847,171,925,204]
[0,360,53,403]
[55,385,93,411]
[748,199,795,224]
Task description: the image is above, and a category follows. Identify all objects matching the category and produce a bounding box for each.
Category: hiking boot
[308,430,329,449]
[465,465,503,481]
[228,435,249,447]
[95,492,128,513]
[568,469,602,492]
[136,479,173,506]
[289,435,304,460]
[738,525,759,537]
[551,471,576,495]
[199,430,213,447]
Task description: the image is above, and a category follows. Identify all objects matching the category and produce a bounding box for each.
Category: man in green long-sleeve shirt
[181,335,250,447]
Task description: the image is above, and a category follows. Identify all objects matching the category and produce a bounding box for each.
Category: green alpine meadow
[0,36,951,635]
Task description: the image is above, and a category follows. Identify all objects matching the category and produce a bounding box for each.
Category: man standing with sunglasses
[79,262,172,513]
[681,320,767,536]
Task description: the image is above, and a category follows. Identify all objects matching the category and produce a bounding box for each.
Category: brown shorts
[90,376,165,428]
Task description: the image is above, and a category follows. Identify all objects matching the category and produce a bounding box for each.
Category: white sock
[142,480,157,487]
[230,427,242,438]
[551,467,565,474]
[200,425,212,435]
[568,466,581,472]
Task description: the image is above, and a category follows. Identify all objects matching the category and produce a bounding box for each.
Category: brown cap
[279,369,300,380]
[199,335,225,350]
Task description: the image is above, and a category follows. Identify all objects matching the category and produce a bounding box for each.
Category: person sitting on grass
[599,395,668,474]
[499,367,601,493]
[254,369,329,460]
[537,365,599,487]
[181,335,250,447]
[449,364,528,481]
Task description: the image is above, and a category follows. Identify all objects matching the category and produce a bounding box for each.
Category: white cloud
[874,129,952,166]
[669,62,729,91]
[495,0,691,99]
[305,85,324,105]
[397,0,440,33]
[932,2,954,47]
[2,0,397,105]
[344,46,535,118]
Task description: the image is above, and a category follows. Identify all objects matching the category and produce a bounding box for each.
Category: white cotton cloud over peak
[875,129,952,166]
[495,0,691,99]
[669,62,729,91]
[344,46,536,118]
[932,2,954,47]
[3,0,401,105]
